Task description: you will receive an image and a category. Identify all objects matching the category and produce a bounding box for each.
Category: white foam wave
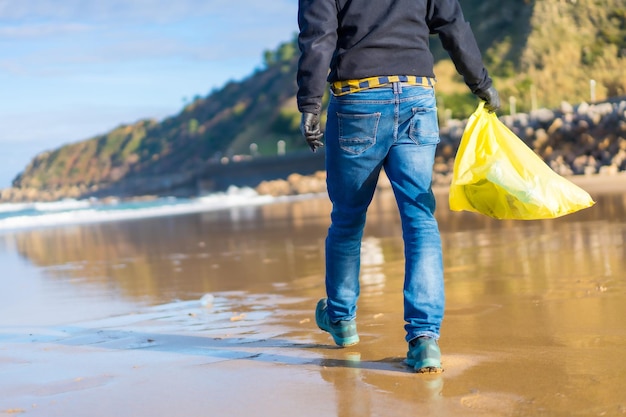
[0,202,33,213]
[33,199,92,212]
[0,187,286,232]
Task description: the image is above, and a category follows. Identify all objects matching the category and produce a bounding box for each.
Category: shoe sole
[406,349,443,373]
[415,366,444,374]
[316,321,360,347]
[333,335,360,347]
[405,358,444,373]
[316,299,360,347]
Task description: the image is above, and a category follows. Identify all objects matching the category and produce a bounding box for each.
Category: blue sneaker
[406,337,443,373]
[315,299,359,347]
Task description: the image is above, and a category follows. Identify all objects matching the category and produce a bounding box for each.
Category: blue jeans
[324,82,444,342]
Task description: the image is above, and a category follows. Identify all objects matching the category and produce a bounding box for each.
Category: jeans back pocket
[337,112,381,154]
[408,107,440,146]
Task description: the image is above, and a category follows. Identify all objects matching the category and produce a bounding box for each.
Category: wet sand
[1,174,626,416]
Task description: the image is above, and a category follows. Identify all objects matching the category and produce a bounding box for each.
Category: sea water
[0,186,320,233]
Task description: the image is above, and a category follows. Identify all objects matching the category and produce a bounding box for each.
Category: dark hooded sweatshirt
[296,0,493,114]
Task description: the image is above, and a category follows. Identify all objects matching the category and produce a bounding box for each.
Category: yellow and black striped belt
[331,75,436,96]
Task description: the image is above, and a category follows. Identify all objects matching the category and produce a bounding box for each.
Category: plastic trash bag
[449,103,594,220]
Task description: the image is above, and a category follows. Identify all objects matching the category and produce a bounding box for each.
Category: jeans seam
[393,89,400,142]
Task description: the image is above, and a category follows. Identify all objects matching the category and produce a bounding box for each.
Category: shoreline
[0,170,625,209]
[257,170,626,199]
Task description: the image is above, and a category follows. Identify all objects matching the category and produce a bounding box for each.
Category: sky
[0,0,299,189]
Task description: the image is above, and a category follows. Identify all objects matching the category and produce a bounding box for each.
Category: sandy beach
[1,174,625,416]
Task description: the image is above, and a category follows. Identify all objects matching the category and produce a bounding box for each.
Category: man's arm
[296,0,338,115]
[427,0,500,111]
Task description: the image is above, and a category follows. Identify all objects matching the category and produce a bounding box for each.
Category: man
[296,0,500,373]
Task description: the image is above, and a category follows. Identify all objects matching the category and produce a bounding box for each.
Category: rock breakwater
[257,98,626,197]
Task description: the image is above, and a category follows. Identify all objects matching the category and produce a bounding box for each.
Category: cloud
[0,31,250,77]
[0,103,176,143]
[0,0,298,76]
[0,0,297,24]
[0,22,92,38]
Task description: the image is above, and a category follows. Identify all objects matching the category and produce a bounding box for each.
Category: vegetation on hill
[8,0,626,200]
[433,0,626,116]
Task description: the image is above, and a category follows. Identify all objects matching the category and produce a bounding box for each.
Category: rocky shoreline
[2,98,625,203]
[255,98,626,197]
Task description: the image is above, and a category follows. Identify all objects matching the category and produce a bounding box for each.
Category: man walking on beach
[296,0,500,373]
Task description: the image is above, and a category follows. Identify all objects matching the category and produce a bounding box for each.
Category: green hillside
[8,0,626,200]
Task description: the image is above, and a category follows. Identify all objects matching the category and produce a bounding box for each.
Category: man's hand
[300,112,324,152]
[474,86,501,113]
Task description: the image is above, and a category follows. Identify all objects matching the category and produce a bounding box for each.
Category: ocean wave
[0,187,289,233]
[33,199,92,212]
[0,202,34,214]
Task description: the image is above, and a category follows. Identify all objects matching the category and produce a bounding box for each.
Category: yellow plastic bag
[449,103,595,220]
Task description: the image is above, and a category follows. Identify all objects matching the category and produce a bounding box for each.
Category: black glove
[474,86,501,113]
[300,112,324,152]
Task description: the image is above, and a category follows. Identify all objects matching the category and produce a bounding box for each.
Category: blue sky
[0,0,298,188]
